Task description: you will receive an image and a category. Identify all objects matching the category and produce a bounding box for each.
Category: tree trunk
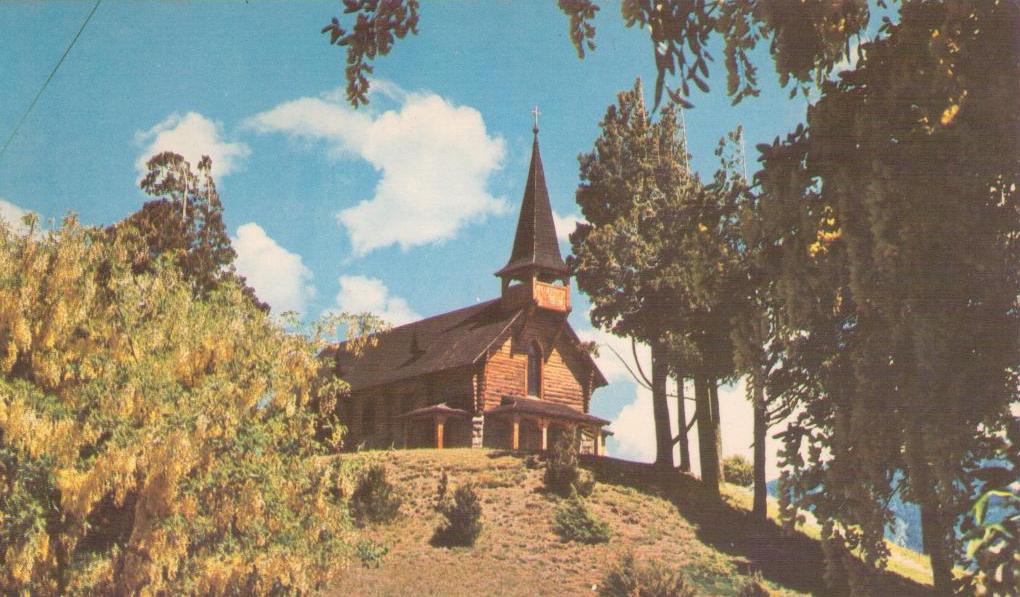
[921,501,954,596]
[650,339,674,469]
[675,365,691,473]
[752,374,768,521]
[709,380,724,483]
[695,376,720,498]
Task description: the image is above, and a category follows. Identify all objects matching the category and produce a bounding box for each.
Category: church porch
[482,396,609,455]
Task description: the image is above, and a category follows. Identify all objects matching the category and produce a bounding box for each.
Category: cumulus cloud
[232,223,315,314]
[0,198,30,232]
[579,323,784,480]
[576,326,650,385]
[334,275,420,327]
[136,112,250,178]
[246,87,507,256]
[552,211,585,243]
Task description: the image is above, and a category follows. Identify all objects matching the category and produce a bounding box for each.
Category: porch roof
[484,396,609,426]
[397,402,472,420]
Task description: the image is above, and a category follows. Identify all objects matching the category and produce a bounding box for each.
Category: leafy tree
[322,0,871,109]
[572,82,742,498]
[0,216,355,594]
[756,3,1019,592]
[113,151,267,310]
[570,80,693,470]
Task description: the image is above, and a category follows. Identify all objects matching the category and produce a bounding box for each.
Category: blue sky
[1,1,811,476]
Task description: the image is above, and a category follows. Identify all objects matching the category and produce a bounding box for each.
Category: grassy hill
[325,449,933,596]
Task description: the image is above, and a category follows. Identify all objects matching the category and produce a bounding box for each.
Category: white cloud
[576,326,651,384]
[552,211,585,243]
[246,87,507,256]
[232,223,315,314]
[0,198,30,232]
[136,112,250,178]
[580,322,785,480]
[335,275,419,326]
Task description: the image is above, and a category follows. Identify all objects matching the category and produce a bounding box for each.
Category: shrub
[544,434,594,497]
[355,539,389,569]
[599,554,697,597]
[0,217,354,595]
[723,454,754,487]
[553,493,610,544]
[350,463,402,525]
[736,572,771,597]
[433,472,483,546]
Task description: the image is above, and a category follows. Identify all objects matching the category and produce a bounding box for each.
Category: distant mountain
[767,474,1014,555]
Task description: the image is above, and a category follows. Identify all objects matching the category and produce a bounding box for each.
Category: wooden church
[329,125,609,454]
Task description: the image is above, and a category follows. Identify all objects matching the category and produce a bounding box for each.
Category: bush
[350,463,402,525]
[553,493,610,544]
[432,471,483,546]
[723,454,754,487]
[599,554,697,597]
[736,572,771,597]
[544,434,594,497]
[355,539,389,569]
[0,217,352,595]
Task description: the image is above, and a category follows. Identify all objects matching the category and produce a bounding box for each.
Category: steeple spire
[495,118,568,286]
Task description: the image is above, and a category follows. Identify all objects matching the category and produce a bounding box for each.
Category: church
[329,124,610,454]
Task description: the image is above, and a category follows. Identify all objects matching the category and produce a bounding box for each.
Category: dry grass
[323,449,933,596]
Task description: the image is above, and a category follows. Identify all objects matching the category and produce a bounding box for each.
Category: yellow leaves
[940,102,961,126]
[809,207,842,258]
[698,223,709,233]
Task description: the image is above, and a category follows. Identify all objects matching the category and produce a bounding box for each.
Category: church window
[527,342,542,397]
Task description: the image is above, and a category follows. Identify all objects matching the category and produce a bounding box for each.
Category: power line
[0,0,102,165]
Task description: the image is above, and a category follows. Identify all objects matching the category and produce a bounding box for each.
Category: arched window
[527,342,541,397]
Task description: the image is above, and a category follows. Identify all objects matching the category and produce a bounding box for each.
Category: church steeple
[494,117,568,289]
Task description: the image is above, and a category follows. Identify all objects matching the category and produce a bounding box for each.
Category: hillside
[325,449,934,596]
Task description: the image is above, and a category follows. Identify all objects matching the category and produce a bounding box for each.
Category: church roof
[494,132,568,279]
[328,298,607,393]
[329,299,522,392]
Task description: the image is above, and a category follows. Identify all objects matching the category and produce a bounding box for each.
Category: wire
[0,0,102,165]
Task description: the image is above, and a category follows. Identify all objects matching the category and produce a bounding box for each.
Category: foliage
[553,492,610,545]
[543,434,593,498]
[321,0,420,107]
[349,463,402,526]
[324,0,871,109]
[0,215,354,595]
[573,79,741,484]
[754,2,1020,593]
[599,553,696,597]
[354,538,389,569]
[722,455,754,488]
[113,151,267,311]
[736,572,771,597]
[432,471,483,547]
[961,420,1020,596]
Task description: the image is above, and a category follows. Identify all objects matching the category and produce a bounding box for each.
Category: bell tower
[495,112,570,313]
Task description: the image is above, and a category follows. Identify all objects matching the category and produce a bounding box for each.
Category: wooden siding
[482,311,589,412]
[343,365,475,449]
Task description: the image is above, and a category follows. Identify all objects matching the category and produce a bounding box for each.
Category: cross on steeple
[531,106,541,135]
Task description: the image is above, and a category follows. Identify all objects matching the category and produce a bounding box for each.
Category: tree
[572,82,741,498]
[113,152,267,310]
[570,80,692,469]
[323,0,870,110]
[0,216,355,594]
[756,3,1019,592]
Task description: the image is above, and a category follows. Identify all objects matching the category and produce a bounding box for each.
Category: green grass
[324,449,933,596]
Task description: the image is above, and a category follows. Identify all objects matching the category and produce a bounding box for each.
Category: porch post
[591,426,600,456]
[435,415,447,449]
[539,418,549,451]
[512,414,521,451]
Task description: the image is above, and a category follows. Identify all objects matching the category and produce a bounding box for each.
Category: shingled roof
[494,132,568,280]
[330,299,522,392]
